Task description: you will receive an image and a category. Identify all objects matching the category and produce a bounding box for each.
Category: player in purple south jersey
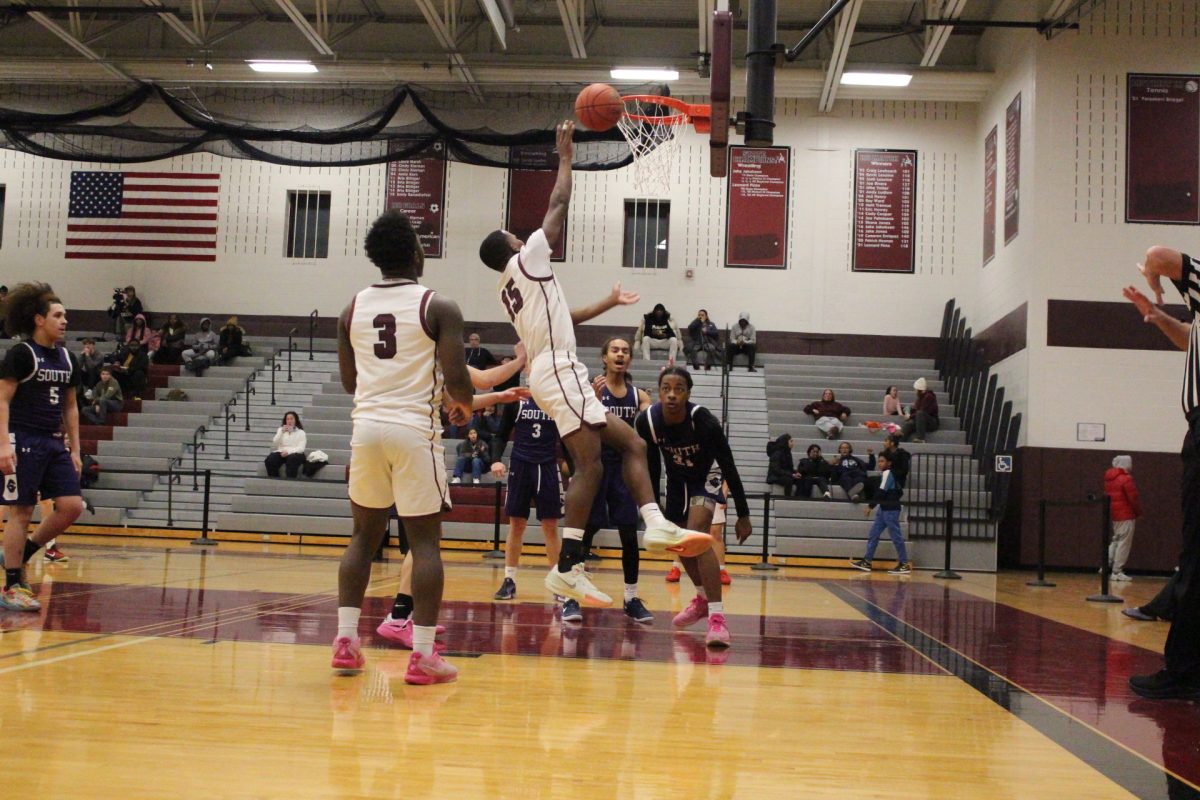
[490,395,564,602]
[581,336,654,623]
[0,283,84,612]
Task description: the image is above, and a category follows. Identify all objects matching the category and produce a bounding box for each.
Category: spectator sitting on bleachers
[883,385,903,416]
[796,444,835,500]
[124,313,153,358]
[108,338,149,400]
[182,317,217,373]
[726,312,757,372]
[900,377,939,443]
[686,309,722,371]
[81,365,123,425]
[480,404,504,438]
[832,441,875,503]
[451,429,489,484]
[804,389,851,440]
[464,332,496,369]
[216,316,246,365]
[634,303,679,365]
[76,338,104,400]
[766,433,798,497]
[446,410,486,440]
[154,314,187,364]
[265,411,306,478]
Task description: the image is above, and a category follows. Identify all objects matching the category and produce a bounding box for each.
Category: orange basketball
[575,83,624,131]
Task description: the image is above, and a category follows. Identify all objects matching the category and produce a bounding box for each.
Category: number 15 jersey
[348,281,443,431]
[497,228,576,359]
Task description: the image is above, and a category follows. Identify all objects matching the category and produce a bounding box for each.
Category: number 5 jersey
[0,340,80,433]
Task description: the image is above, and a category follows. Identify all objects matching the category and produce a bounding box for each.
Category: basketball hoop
[617,95,711,195]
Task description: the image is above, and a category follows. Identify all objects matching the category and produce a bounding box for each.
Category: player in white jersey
[332,209,476,686]
[478,121,714,607]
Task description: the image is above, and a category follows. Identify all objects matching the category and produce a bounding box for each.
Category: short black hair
[480,230,515,272]
[364,210,420,275]
[806,444,822,457]
[4,282,61,337]
[877,451,892,464]
[658,365,693,390]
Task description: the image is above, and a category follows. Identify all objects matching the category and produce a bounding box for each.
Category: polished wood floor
[0,535,1192,800]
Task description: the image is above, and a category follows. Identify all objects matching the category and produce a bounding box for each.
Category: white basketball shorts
[528,351,607,438]
[348,418,451,516]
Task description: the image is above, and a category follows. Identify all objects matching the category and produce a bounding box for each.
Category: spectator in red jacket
[1104,455,1142,581]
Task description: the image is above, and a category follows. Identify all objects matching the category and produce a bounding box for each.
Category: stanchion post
[166,462,174,528]
[1088,493,1122,603]
[191,469,217,546]
[933,498,962,579]
[309,310,317,361]
[1027,498,1056,587]
[483,480,505,559]
[752,491,779,571]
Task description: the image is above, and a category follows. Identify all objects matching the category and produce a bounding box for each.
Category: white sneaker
[451,477,461,484]
[643,522,713,558]
[544,563,612,607]
[1112,572,1132,582]
[472,478,481,484]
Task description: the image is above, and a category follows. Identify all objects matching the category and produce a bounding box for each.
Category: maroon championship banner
[725,146,790,269]
[852,149,917,273]
[507,144,565,261]
[983,126,997,266]
[385,140,447,258]
[1127,74,1200,224]
[1004,93,1021,245]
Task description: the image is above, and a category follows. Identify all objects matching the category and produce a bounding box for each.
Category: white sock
[709,601,724,615]
[336,607,360,640]
[412,624,437,657]
[639,504,668,529]
[673,559,682,569]
[718,563,725,571]
[624,583,638,602]
[696,587,707,600]
[505,566,517,580]
[47,539,57,549]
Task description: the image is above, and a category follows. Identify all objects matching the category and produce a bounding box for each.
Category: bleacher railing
[908,453,992,541]
[308,310,318,361]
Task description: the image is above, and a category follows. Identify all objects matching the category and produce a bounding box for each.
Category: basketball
[575,83,623,131]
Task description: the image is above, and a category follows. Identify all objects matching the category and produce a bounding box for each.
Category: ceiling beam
[270,0,334,55]
[141,0,204,44]
[818,0,863,112]
[411,0,482,101]
[554,0,584,59]
[477,0,507,50]
[11,0,132,80]
[920,0,966,67]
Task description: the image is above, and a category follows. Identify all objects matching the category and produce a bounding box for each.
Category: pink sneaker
[705,613,731,648]
[376,616,446,649]
[331,636,365,672]
[404,651,458,685]
[672,594,709,628]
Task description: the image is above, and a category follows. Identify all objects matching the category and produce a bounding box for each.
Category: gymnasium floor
[1,537,1195,800]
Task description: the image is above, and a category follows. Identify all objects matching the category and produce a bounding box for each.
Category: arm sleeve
[271,428,284,449]
[633,319,646,348]
[635,411,662,507]
[490,401,519,463]
[0,344,35,382]
[295,430,307,452]
[803,401,816,416]
[518,229,554,279]
[67,351,82,388]
[1172,254,1199,312]
[696,408,750,519]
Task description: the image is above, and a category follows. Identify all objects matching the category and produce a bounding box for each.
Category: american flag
[66,171,219,262]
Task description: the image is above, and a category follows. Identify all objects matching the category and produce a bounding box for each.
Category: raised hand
[556,120,575,161]
[491,461,508,479]
[591,373,608,399]
[610,281,640,307]
[1138,261,1165,305]
[1123,285,1159,322]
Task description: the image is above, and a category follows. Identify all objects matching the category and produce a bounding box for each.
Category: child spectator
[1104,455,1142,581]
[796,443,835,500]
[883,385,903,416]
[265,411,306,478]
[850,452,911,574]
[635,303,679,364]
[155,314,187,364]
[451,429,488,484]
[82,365,123,425]
[804,389,852,440]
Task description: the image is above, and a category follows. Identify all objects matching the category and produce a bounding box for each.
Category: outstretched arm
[426,294,474,426]
[541,121,574,248]
[1124,286,1190,351]
[570,282,640,326]
[470,342,527,389]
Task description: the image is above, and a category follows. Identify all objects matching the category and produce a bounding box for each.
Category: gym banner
[725,145,790,269]
[385,139,447,258]
[852,149,917,273]
[1004,93,1021,245]
[983,126,997,266]
[1127,73,1200,224]
[507,144,566,261]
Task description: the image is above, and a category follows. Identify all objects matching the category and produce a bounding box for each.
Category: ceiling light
[247,60,318,74]
[840,71,912,87]
[610,68,679,82]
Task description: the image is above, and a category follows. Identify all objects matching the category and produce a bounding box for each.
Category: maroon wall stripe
[1047,299,1188,351]
[975,302,1027,367]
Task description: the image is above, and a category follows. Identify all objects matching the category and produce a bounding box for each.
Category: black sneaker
[888,561,912,575]
[623,597,654,624]
[1129,669,1200,701]
[561,598,583,623]
[493,577,516,600]
[584,551,602,563]
[849,558,872,572]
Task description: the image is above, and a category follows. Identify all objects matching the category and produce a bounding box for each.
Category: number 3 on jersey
[373,313,397,359]
[501,278,524,322]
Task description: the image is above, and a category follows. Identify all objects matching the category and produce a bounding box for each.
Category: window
[623,199,670,269]
[286,190,330,258]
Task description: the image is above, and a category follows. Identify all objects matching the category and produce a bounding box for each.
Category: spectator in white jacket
[266,410,307,478]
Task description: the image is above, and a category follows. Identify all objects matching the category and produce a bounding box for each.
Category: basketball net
[616,97,689,196]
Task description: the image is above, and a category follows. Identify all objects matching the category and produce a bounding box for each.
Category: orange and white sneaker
[331,636,364,673]
[719,569,732,586]
[672,594,709,629]
[644,523,713,558]
[404,651,458,685]
[665,565,682,583]
[705,613,731,648]
[545,563,612,607]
